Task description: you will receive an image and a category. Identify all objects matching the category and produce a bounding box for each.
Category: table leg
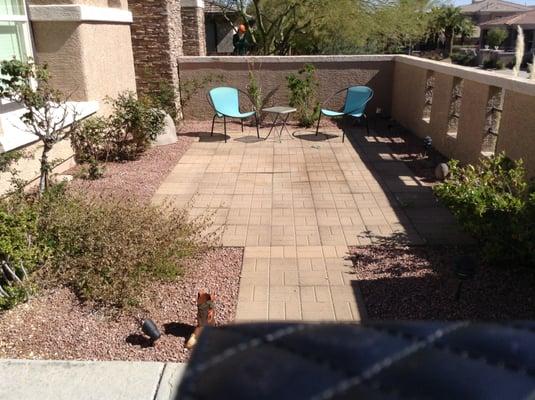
[279,113,294,140]
[264,113,280,141]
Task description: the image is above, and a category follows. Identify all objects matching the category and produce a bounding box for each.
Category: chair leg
[364,114,370,135]
[241,119,244,132]
[211,114,216,136]
[223,116,227,143]
[316,113,322,136]
[255,114,260,138]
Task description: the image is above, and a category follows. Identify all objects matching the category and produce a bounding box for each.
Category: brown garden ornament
[186,292,215,349]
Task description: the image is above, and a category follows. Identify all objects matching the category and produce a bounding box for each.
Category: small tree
[287,64,320,128]
[429,6,474,57]
[487,28,508,49]
[0,59,78,194]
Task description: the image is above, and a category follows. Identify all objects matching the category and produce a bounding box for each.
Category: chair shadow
[125,334,155,348]
[164,322,196,340]
[293,130,339,141]
[180,131,228,142]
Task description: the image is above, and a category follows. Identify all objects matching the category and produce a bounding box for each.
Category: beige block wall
[498,90,535,177]
[178,56,394,121]
[454,81,489,164]
[392,56,535,178]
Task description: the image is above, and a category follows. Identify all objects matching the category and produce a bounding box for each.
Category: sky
[454,0,535,5]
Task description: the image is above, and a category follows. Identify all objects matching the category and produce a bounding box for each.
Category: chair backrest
[343,86,374,115]
[209,87,240,116]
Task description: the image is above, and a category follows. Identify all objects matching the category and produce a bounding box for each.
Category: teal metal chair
[208,87,259,143]
[316,86,374,142]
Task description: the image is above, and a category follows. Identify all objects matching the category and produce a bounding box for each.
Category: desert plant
[71,117,110,179]
[0,193,44,309]
[486,28,508,49]
[149,81,179,120]
[37,188,216,308]
[0,59,79,194]
[482,57,504,70]
[451,51,477,66]
[105,91,165,160]
[179,74,224,116]
[287,64,320,128]
[434,153,535,268]
[246,63,278,124]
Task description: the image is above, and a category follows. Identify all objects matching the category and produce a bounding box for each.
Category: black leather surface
[177,322,535,400]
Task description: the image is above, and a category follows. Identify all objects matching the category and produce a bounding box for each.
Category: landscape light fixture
[453,255,477,301]
[141,319,161,346]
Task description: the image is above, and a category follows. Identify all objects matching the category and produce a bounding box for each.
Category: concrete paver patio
[153,122,465,322]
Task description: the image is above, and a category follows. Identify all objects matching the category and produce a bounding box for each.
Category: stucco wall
[178,55,395,121]
[391,55,535,178]
[31,21,136,114]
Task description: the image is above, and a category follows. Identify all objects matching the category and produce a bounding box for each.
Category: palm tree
[429,6,474,56]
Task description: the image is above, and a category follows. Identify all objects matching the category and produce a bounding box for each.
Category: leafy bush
[483,58,504,70]
[107,91,165,160]
[72,92,165,166]
[434,153,535,268]
[148,81,179,120]
[179,74,224,117]
[0,193,44,309]
[287,64,320,128]
[451,51,477,66]
[37,187,214,308]
[486,28,508,49]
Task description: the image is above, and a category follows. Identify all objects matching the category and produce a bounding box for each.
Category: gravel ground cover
[349,245,535,320]
[0,132,244,362]
[67,137,194,203]
[0,247,243,362]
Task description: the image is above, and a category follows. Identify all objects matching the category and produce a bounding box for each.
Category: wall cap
[395,55,535,97]
[178,55,396,64]
[29,5,133,24]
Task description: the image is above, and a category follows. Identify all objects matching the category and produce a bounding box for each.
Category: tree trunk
[39,142,52,194]
[445,31,454,57]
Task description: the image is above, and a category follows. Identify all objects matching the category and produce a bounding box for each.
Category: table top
[262,106,297,114]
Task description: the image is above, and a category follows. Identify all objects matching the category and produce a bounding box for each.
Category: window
[1,0,33,112]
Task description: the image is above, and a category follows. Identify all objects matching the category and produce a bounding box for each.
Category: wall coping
[178,55,396,64]
[395,55,535,96]
[182,0,205,8]
[29,5,133,24]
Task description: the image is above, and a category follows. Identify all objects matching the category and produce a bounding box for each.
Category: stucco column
[181,0,207,56]
[129,0,183,119]
[27,0,137,114]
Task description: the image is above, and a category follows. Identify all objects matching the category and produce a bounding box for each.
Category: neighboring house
[0,0,137,194]
[460,0,530,37]
[204,1,238,55]
[480,10,535,52]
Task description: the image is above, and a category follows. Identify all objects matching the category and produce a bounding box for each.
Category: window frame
[0,0,34,114]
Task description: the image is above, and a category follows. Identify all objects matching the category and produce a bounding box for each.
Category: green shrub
[0,193,44,309]
[287,64,320,128]
[486,28,508,49]
[483,58,504,70]
[107,91,165,160]
[37,188,214,308]
[148,81,179,120]
[451,51,477,66]
[72,92,165,166]
[434,153,535,268]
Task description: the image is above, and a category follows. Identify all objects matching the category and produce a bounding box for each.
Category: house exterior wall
[178,55,395,121]
[28,0,137,114]
[129,0,182,117]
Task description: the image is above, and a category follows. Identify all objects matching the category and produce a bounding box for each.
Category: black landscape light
[141,319,161,345]
[453,255,477,301]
